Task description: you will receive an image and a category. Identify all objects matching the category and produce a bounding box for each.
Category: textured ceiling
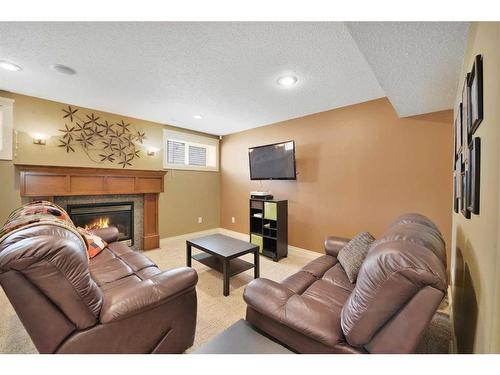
[347,22,469,117]
[0,22,468,135]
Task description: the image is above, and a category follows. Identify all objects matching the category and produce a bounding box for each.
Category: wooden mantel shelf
[16,164,167,250]
[17,164,166,197]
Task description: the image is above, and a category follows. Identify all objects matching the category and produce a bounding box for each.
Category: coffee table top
[187,234,258,259]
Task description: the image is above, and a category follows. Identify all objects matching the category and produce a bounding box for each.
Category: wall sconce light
[33,134,48,145]
[147,147,158,156]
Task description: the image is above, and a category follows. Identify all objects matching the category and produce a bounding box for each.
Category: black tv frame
[248,140,297,181]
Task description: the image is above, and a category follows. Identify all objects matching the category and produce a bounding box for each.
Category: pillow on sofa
[337,232,375,283]
[77,227,108,258]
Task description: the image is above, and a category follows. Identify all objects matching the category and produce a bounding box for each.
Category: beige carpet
[0,232,318,354]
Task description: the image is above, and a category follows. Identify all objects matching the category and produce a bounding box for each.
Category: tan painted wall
[450,22,500,353]
[0,92,220,237]
[220,98,453,259]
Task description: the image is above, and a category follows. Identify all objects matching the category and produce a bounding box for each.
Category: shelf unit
[249,199,288,261]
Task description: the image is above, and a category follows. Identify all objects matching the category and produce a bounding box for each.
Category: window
[163,129,219,171]
[0,97,14,161]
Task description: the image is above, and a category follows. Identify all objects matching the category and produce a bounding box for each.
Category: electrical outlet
[231,217,235,223]
[198,217,203,224]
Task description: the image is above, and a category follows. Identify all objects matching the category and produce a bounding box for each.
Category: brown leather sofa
[243,213,447,354]
[0,225,198,354]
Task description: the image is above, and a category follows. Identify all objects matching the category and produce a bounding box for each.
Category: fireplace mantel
[16,164,166,250]
[17,164,166,197]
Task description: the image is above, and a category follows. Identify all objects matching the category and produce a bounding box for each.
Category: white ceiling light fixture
[0,60,22,72]
[277,75,298,87]
[193,115,203,119]
[51,64,76,75]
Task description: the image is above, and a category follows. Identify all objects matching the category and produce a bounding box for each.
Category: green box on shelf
[264,202,277,220]
[250,234,263,253]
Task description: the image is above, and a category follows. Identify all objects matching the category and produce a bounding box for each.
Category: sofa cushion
[243,278,344,348]
[90,257,134,285]
[302,279,351,308]
[281,271,317,294]
[322,263,355,292]
[373,222,446,266]
[90,241,160,287]
[389,213,441,234]
[337,232,375,283]
[301,255,338,278]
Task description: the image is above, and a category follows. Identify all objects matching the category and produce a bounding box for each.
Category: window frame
[0,97,14,161]
[163,129,219,172]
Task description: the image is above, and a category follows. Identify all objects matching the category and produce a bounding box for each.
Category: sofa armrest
[243,278,294,321]
[90,227,120,244]
[324,236,351,257]
[100,267,198,323]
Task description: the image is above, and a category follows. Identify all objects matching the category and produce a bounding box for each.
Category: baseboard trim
[159,228,220,246]
[160,227,318,257]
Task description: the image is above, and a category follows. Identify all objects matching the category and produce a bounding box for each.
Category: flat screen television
[248,140,296,180]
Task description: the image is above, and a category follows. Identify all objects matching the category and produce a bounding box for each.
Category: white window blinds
[163,129,219,171]
[167,140,186,164]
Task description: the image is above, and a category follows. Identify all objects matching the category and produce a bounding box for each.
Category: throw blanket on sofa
[0,201,86,250]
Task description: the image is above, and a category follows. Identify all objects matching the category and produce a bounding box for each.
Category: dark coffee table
[186,234,260,296]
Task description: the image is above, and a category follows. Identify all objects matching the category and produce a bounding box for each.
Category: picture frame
[462,73,471,147]
[454,103,463,160]
[454,156,462,214]
[453,171,459,213]
[466,137,481,215]
[468,55,483,135]
[461,168,471,219]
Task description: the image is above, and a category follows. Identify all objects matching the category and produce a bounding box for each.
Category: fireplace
[68,202,134,246]
[18,165,165,250]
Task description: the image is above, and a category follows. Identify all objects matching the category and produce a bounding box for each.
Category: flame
[84,216,110,230]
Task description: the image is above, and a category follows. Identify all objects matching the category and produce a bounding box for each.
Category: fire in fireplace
[67,202,134,246]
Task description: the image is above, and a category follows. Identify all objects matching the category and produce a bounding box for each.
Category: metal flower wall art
[58,105,146,168]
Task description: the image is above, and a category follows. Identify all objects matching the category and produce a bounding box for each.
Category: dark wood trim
[143,193,160,250]
[16,164,166,196]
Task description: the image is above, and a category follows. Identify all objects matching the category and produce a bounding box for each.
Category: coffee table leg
[186,243,192,267]
[223,259,230,296]
[254,250,260,279]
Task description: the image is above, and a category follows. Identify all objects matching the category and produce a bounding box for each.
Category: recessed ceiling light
[0,60,22,72]
[193,115,203,120]
[277,75,298,87]
[51,64,76,75]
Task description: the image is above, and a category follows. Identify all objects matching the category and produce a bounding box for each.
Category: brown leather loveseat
[243,213,447,353]
[0,225,198,354]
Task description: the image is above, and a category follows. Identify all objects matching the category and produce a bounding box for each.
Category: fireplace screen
[68,202,134,245]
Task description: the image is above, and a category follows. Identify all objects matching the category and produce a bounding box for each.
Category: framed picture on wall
[462,73,471,147]
[454,103,463,160]
[461,168,471,219]
[466,137,481,215]
[453,171,459,213]
[468,55,484,135]
[454,156,462,214]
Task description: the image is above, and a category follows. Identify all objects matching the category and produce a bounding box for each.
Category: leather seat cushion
[322,263,355,292]
[281,271,317,294]
[89,242,161,289]
[301,255,338,278]
[303,279,351,308]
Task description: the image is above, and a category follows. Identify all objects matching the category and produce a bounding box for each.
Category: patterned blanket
[0,200,85,249]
